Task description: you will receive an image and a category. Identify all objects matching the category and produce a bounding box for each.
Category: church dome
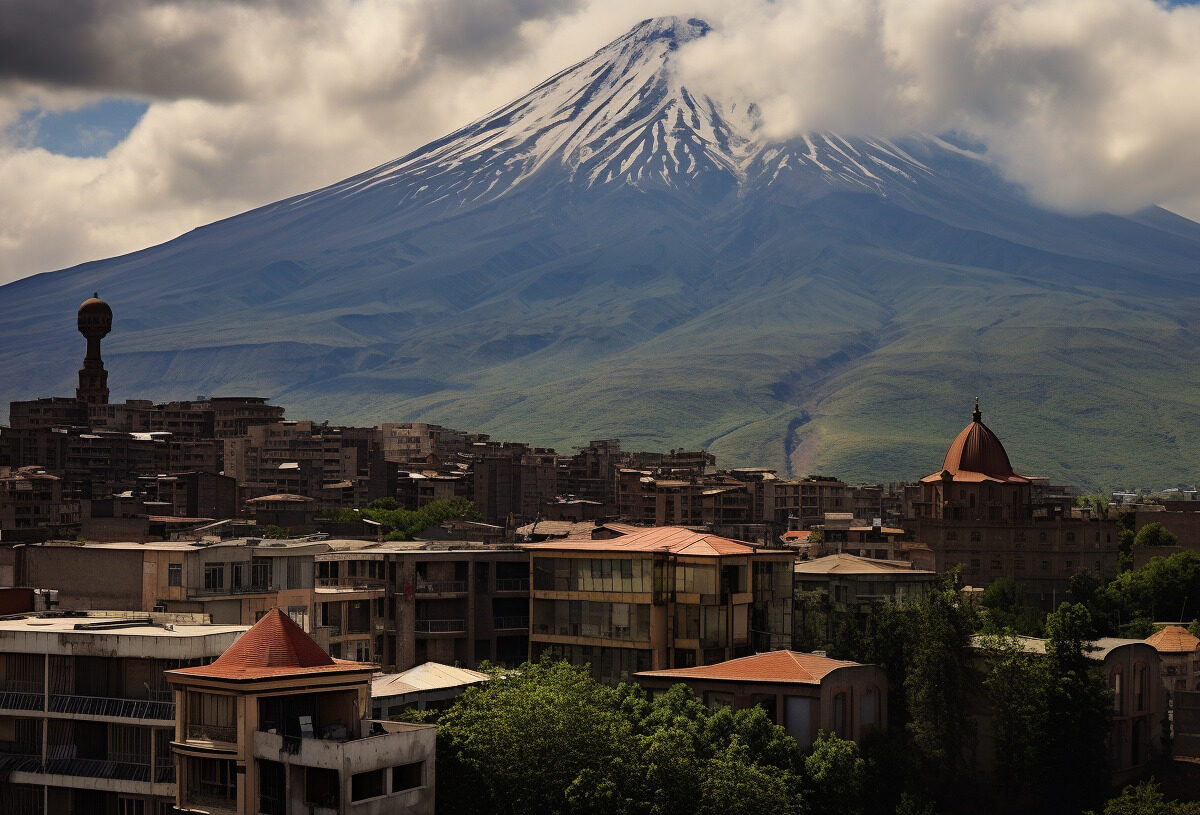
[926,401,1028,483]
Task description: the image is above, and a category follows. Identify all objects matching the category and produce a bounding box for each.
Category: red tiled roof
[1145,625,1200,654]
[921,404,1030,485]
[169,608,371,680]
[526,526,758,556]
[636,650,859,684]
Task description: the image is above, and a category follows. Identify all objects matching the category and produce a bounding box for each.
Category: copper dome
[77,292,112,337]
[923,401,1029,483]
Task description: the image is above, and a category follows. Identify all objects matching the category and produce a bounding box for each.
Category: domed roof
[78,292,112,318]
[922,401,1029,484]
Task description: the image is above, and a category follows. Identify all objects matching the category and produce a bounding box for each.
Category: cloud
[677,0,1200,218]
[0,0,1198,284]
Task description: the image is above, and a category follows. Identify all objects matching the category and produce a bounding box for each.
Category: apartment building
[527,527,794,684]
[167,608,435,815]
[0,611,245,815]
[0,466,79,541]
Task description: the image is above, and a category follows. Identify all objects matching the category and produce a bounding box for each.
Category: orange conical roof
[922,400,1029,484]
[1145,625,1200,654]
[169,608,371,681]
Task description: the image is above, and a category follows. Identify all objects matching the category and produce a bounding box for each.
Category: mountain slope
[3,16,1200,490]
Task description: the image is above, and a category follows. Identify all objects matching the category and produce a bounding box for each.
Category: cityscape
[3,4,1200,815]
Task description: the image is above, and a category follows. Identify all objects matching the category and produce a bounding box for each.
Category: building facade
[0,611,245,815]
[527,527,794,684]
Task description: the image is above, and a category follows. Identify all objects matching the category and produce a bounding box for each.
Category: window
[393,762,423,791]
[990,559,1001,570]
[1041,560,1050,571]
[252,558,271,587]
[230,563,245,589]
[833,693,848,738]
[1112,671,1123,714]
[287,605,308,631]
[118,798,144,815]
[167,564,182,587]
[190,757,236,802]
[1015,558,1025,571]
[351,769,385,801]
[203,564,224,590]
[970,531,981,542]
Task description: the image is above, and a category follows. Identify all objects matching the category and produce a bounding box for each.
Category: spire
[972,396,981,424]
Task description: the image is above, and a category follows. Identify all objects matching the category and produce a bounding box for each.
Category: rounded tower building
[77,292,112,406]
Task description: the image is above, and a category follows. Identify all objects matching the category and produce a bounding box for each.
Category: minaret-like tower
[77,292,112,406]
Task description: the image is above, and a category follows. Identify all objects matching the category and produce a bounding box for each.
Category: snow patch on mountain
[288,17,943,215]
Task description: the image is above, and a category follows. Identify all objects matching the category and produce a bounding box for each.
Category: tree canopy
[433,657,871,815]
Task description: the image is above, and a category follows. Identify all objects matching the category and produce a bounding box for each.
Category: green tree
[1133,522,1180,549]
[803,732,866,815]
[1088,779,1200,815]
[904,575,977,804]
[260,524,288,539]
[1041,603,1113,815]
[1190,618,1200,638]
[979,632,1050,811]
[436,659,807,815]
[1103,551,1200,626]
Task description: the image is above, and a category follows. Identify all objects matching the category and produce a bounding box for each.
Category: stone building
[906,402,1120,607]
[1144,625,1200,697]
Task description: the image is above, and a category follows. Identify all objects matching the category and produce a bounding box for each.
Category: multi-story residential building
[0,466,79,541]
[156,471,238,521]
[18,537,531,676]
[6,397,89,431]
[793,554,937,650]
[167,608,435,815]
[380,423,486,465]
[527,527,794,684]
[470,446,560,525]
[906,403,1120,607]
[0,611,246,815]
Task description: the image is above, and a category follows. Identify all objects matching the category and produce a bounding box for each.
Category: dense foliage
[434,658,832,815]
[1066,551,1200,636]
[323,496,479,540]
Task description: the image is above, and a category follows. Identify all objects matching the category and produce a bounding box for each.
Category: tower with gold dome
[76,292,112,406]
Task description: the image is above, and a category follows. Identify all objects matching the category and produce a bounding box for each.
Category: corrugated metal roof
[372,662,490,698]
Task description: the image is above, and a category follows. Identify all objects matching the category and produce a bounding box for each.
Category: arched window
[1112,671,1123,714]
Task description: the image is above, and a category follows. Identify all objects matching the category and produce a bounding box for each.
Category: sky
[1,0,1199,285]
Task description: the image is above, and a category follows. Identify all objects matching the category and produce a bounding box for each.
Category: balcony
[190,583,272,597]
[186,723,238,744]
[414,619,466,634]
[315,576,386,592]
[0,690,43,712]
[414,580,466,595]
[252,720,433,771]
[493,616,529,631]
[49,694,175,723]
[495,578,530,592]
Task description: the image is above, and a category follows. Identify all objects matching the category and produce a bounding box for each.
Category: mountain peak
[303,14,935,217]
[621,16,712,47]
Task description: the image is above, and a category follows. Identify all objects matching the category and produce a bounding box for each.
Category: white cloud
[0,0,1198,284]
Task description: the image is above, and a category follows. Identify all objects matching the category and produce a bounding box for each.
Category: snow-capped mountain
[286,16,933,215]
[3,16,1200,487]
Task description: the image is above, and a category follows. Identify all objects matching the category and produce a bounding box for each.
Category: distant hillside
[3,16,1200,491]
